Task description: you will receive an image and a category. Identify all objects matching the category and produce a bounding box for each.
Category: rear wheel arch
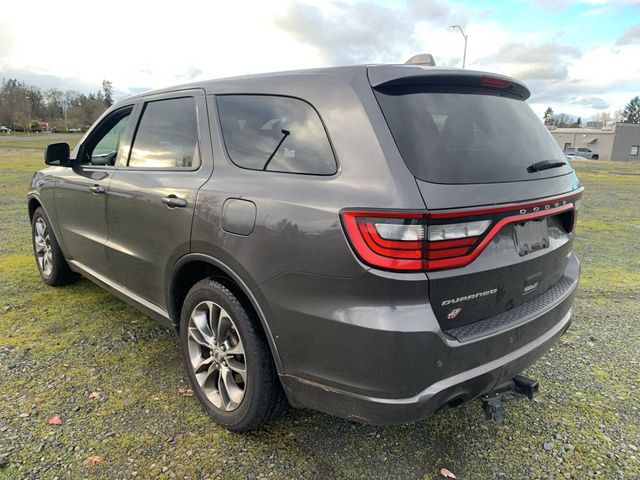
[168,253,283,372]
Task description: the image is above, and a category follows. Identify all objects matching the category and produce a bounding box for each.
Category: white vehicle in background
[564,147,599,159]
[0,126,11,134]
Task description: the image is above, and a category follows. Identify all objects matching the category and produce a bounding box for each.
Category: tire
[179,278,286,431]
[31,207,79,286]
[592,155,599,160]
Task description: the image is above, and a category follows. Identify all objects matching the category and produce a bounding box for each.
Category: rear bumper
[262,252,579,424]
[281,305,572,424]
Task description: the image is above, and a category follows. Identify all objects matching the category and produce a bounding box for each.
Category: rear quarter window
[216,95,337,175]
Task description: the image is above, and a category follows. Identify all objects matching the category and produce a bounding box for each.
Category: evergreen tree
[102,80,114,107]
[621,96,640,124]
[543,107,555,125]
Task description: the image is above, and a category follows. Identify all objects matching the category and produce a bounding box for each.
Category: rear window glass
[216,95,336,175]
[375,88,572,184]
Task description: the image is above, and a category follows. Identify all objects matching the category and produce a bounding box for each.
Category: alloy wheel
[187,301,247,411]
[34,218,53,277]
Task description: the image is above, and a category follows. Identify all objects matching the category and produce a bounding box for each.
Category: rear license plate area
[514,219,549,256]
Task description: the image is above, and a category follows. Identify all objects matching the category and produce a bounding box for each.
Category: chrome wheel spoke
[199,363,220,394]
[35,219,46,237]
[188,326,210,348]
[190,309,214,346]
[224,356,246,378]
[220,365,245,405]
[34,237,46,252]
[217,369,231,409]
[193,355,214,374]
[43,250,52,276]
[207,302,221,343]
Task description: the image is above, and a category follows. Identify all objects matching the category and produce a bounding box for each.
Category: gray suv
[28,63,582,431]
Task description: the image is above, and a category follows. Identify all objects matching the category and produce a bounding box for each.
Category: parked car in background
[564,147,599,159]
[0,125,11,134]
[28,60,583,431]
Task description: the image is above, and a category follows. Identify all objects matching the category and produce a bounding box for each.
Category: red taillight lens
[340,211,487,272]
[341,211,425,271]
[340,197,578,272]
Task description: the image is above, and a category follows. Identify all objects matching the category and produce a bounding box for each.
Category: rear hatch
[369,67,582,330]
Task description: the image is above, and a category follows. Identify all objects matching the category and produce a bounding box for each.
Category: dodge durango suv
[28,61,582,431]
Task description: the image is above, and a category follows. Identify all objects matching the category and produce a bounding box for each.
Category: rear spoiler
[367,66,530,100]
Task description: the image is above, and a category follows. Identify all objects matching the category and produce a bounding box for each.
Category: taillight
[340,193,581,272]
[341,211,425,271]
[340,211,490,272]
[428,220,491,241]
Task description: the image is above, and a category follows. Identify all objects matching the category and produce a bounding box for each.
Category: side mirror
[44,142,71,166]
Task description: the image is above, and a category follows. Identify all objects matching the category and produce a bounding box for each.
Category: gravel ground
[1,142,639,479]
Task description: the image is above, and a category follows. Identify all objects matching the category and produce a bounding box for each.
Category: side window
[128,97,199,169]
[83,110,131,166]
[217,95,336,175]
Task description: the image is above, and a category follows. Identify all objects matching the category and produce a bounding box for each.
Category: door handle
[89,184,105,194]
[162,195,187,208]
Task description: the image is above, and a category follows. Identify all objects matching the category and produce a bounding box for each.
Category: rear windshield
[374,88,572,184]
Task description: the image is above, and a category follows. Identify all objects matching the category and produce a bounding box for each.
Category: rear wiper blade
[262,129,290,171]
[527,160,567,173]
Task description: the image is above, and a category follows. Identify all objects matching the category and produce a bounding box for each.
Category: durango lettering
[442,288,498,306]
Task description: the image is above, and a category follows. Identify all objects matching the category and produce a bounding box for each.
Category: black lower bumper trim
[446,275,577,342]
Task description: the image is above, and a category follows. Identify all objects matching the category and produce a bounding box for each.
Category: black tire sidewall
[179,279,270,430]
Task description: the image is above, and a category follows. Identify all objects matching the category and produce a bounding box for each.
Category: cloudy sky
[1,0,639,119]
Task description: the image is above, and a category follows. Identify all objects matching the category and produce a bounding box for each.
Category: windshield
[374,88,572,184]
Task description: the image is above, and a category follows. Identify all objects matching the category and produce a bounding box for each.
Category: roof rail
[404,54,436,66]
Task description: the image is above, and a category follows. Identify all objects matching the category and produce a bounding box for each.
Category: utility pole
[449,25,468,68]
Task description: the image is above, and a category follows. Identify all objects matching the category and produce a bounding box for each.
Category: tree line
[0,78,114,132]
[543,95,640,128]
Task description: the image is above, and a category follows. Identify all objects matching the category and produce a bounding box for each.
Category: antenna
[404,54,436,66]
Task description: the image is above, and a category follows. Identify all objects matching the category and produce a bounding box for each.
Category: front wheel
[179,278,286,431]
[31,207,79,286]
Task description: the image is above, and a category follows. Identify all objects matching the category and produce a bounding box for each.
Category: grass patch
[0,134,82,150]
[1,150,639,478]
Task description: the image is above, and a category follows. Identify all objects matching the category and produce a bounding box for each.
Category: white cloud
[0,0,638,119]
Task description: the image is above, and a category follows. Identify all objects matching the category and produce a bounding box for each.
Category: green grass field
[1,138,638,479]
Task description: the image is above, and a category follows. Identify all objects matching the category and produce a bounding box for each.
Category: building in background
[548,123,640,161]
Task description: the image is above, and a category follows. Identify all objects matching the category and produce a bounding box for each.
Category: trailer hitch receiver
[481,375,539,422]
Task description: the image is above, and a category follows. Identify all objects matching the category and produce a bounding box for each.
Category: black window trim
[631,145,639,156]
[75,105,135,171]
[213,93,340,177]
[124,94,203,173]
